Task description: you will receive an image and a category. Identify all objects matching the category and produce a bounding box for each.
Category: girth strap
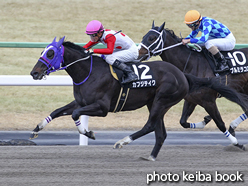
[113,86,130,113]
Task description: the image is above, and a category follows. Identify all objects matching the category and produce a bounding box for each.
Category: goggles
[88,33,98,37]
[186,22,198,28]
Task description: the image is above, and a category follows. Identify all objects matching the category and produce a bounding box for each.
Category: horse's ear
[158,22,165,32]
[52,37,57,43]
[152,20,155,28]
[57,36,65,47]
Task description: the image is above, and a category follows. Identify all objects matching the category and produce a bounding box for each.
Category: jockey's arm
[93,34,116,55]
[83,41,98,50]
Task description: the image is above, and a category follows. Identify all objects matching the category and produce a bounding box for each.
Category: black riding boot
[112,60,138,84]
[214,52,229,73]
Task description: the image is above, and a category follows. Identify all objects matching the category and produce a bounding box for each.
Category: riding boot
[214,52,229,73]
[112,60,138,84]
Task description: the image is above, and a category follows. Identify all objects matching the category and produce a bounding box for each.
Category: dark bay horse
[138,21,248,146]
[30,37,248,161]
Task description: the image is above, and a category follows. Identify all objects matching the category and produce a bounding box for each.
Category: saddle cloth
[202,49,248,76]
[109,62,156,88]
[109,62,156,112]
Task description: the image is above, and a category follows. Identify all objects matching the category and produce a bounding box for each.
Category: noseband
[139,29,166,60]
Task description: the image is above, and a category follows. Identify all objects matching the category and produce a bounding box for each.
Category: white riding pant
[104,43,138,65]
[204,32,236,51]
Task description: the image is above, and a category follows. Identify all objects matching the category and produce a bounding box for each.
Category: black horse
[138,21,248,145]
[30,37,248,161]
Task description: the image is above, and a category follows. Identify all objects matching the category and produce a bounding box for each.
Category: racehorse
[138,21,248,145]
[30,37,248,161]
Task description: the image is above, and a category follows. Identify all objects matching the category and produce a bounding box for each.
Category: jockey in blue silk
[182,10,236,73]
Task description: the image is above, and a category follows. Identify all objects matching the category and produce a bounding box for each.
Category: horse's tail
[185,73,248,112]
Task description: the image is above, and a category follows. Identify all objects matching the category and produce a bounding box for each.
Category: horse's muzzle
[30,70,44,80]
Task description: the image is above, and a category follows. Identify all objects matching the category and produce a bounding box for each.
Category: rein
[73,55,93,85]
[153,42,183,54]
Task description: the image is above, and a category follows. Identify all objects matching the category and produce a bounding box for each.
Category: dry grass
[0,0,248,131]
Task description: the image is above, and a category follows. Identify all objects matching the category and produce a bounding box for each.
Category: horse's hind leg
[204,102,245,150]
[180,100,212,129]
[141,119,167,161]
[229,112,248,136]
[113,118,158,149]
[30,100,79,139]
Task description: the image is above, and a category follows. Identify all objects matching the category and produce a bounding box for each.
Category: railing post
[79,115,89,145]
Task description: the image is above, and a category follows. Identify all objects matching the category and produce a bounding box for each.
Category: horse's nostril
[30,71,39,79]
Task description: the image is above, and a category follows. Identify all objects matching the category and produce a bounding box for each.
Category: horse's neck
[162,38,191,71]
[64,55,108,84]
[63,54,92,84]
[160,45,213,77]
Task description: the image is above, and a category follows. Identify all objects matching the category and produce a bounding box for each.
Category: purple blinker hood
[39,36,65,75]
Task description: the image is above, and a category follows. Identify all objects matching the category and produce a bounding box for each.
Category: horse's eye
[149,35,157,42]
[46,50,55,59]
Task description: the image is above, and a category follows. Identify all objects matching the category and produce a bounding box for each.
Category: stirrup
[214,66,229,73]
[121,75,138,84]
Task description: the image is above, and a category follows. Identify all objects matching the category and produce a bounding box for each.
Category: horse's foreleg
[71,102,109,140]
[29,116,52,139]
[30,100,79,139]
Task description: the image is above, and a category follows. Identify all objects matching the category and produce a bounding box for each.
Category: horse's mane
[63,41,85,55]
[164,28,182,43]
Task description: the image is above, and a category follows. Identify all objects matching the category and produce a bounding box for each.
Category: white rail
[0,75,89,145]
[0,75,72,86]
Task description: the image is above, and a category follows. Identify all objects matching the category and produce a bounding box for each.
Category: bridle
[139,29,166,60]
[38,43,93,85]
[139,28,202,61]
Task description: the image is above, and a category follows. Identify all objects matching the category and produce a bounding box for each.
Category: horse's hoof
[139,155,156,161]
[234,143,246,151]
[85,131,95,140]
[113,136,132,149]
[228,126,236,137]
[113,143,122,149]
[29,132,38,140]
[204,115,212,125]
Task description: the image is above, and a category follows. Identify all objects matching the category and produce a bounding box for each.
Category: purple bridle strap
[73,55,93,86]
[39,57,54,72]
[38,45,65,75]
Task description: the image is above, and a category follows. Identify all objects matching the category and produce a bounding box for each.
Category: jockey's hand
[182,39,191,45]
[84,49,94,56]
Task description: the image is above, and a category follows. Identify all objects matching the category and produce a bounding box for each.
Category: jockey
[83,20,139,84]
[182,10,236,73]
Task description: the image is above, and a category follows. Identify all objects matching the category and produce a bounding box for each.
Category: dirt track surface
[0,145,247,186]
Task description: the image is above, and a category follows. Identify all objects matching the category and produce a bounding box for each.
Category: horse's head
[30,37,65,80]
[138,21,166,61]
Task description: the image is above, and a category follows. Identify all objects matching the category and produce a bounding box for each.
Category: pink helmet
[85,20,104,35]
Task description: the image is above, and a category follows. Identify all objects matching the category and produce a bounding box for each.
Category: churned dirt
[0,145,247,186]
